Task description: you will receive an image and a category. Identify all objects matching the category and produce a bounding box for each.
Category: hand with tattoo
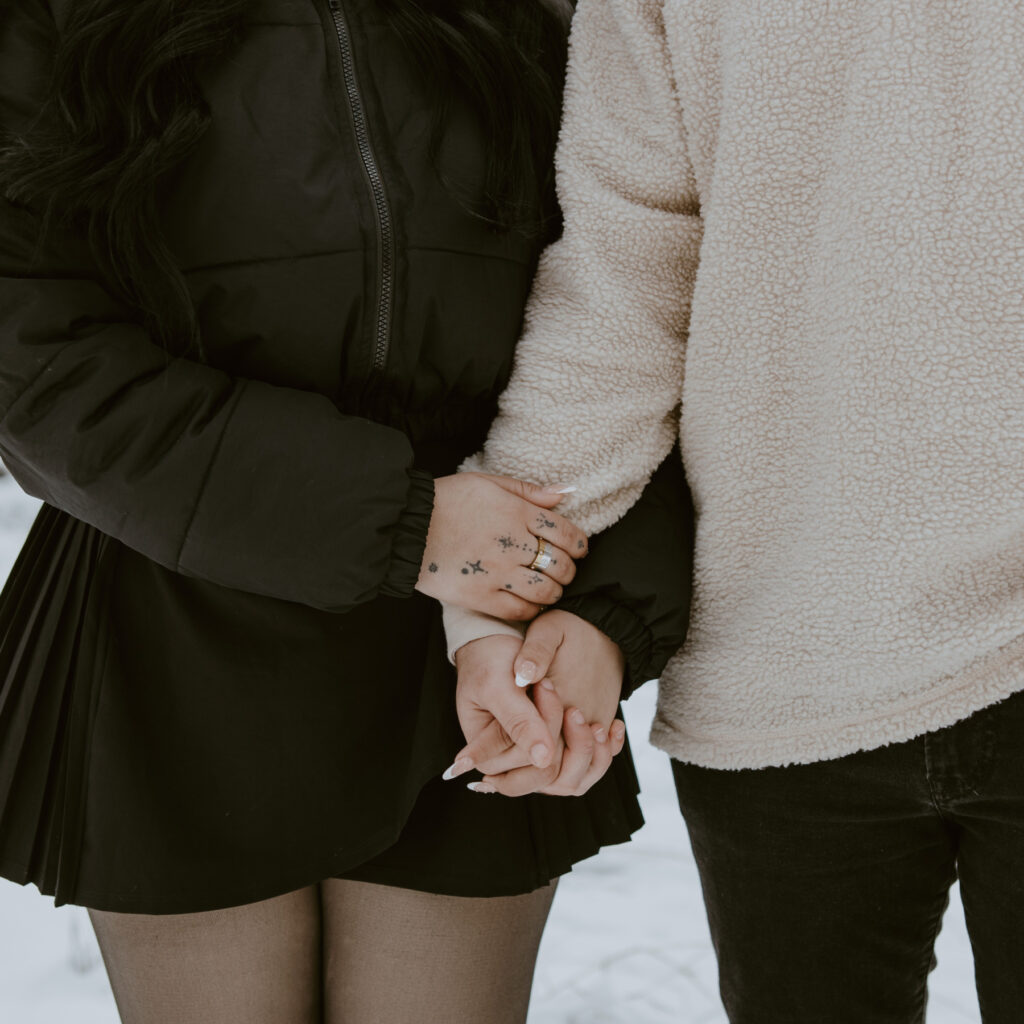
[415,473,589,620]
[444,611,627,797]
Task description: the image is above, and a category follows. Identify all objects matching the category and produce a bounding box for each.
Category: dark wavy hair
[0,0,572,353]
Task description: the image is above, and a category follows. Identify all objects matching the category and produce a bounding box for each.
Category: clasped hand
[445,611,627,797]
[416,471,627,797]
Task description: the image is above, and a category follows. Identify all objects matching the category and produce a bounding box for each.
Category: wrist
[443,603,525,666]
[454,633,524,670]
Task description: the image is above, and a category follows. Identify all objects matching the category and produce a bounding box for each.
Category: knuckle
[499,778,526,797]
[479,749,504,769]
[560,774,584,794]
[504,601,534,622]
[504,717,537,744]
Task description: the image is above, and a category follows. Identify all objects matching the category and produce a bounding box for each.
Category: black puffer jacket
[0,0,692,913]
[0,0,690,678]
[0,0,561,608]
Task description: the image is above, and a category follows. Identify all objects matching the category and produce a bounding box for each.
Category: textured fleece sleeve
[0,4,432,612]
[464,0,701,535]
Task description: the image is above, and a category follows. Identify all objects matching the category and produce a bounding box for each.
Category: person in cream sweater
[443,0,1024,1018]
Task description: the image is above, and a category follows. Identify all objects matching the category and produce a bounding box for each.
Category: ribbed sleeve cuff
[442,604,526,663]
[380,470,435,598]
[556,593,655,700]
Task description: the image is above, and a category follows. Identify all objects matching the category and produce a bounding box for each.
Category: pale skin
[416,473,627,795]
[449,613,628,796]
[414,473,588,621]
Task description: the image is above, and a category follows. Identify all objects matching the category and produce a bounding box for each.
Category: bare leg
[321,879,557,1024]
[89,886,322,1024]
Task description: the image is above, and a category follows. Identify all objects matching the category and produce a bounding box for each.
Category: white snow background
[0,472,982,1023]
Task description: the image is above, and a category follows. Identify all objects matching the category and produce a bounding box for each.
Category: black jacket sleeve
[0,4,432,612]
[555,449,694,697]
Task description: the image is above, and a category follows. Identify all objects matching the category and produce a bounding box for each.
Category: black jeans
[672,688,1024,1023]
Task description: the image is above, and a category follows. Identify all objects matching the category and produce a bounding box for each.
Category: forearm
[467,0,701,535]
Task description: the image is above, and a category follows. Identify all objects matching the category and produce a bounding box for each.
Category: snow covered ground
[0,473,982,1024]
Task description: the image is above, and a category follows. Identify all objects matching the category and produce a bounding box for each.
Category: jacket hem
[651,631,1024,769]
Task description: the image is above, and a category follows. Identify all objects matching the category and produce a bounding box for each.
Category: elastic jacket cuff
[556,592,655,700]
[379,470,435,598]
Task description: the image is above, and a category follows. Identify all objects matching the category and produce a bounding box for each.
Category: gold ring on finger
[528,537,555,573]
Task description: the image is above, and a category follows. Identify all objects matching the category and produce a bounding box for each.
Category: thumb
[514,613,565,688]
[481,473,576,510]
[487,684,558,769]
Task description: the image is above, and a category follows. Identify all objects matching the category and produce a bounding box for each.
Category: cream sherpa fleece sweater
[448,0,1024,769]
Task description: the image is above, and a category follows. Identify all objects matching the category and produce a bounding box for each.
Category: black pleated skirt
[0,505,643,914]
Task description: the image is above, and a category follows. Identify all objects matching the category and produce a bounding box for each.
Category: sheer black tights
[89,879,557,1024]
[90,887,322,1024]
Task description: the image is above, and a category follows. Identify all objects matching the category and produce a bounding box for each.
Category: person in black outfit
[0,1,692,1021]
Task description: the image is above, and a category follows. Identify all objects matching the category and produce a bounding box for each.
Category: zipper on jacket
[326,0,395,375]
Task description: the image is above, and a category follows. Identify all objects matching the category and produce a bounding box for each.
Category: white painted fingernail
[467,782,497,794]
[442,757,473,781]
[594,728,608,744]
[570,708,586,726]
[552,485,577,494]
[515,662,536,688]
